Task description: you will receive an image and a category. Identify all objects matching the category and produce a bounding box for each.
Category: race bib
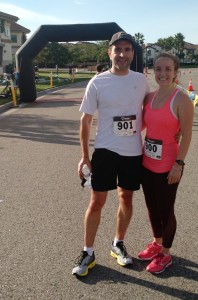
[113,115,136,136]
[144,137,162,160]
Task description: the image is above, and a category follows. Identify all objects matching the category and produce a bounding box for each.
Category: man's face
[108,40,134,73]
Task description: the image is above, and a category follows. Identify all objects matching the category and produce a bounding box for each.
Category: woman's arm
[142,93,153,131]
[167,92,194,184]
[175,92,194,160]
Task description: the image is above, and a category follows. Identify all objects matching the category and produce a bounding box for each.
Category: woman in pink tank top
[138,53,194,274]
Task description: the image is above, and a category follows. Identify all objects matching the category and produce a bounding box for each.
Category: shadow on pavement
[75,256,198,300]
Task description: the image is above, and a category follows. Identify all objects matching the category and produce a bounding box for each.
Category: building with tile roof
[0,11,30,73]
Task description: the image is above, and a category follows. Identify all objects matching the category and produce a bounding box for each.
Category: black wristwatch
[175,160,185,166]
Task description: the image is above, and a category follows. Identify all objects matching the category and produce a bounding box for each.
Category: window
[11,35,17,43]
[4,27,10,37]
[0,19,5,33]
[0,47,3,66]
[147,49,151,56]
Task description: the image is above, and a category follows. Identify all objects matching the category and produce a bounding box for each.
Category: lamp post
[144,46,148,74]
[145,47,147,70]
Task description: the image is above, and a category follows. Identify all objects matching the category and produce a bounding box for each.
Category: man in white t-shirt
[72,31,150,277]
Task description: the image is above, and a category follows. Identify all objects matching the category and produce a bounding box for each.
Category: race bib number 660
[144,137,163,160]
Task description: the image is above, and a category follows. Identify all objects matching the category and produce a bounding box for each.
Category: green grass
[0,71,94,106]
[35,71,94,92]
[0,84,14,106]
[0,97,12,106]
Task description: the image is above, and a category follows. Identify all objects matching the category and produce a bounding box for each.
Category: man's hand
[78,158,92,179]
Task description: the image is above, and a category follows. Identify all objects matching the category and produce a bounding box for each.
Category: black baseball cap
[109,31,135,47]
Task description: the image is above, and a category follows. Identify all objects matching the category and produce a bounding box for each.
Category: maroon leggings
[142,166,180,249]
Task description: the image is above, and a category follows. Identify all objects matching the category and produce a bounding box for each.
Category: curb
[0,101,13,114]
[0,82,88,115]
[0,86,67,115]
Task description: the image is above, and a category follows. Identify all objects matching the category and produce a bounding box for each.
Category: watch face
[176,160,185,166]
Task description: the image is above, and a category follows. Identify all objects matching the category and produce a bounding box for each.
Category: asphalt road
[0,72,197,300]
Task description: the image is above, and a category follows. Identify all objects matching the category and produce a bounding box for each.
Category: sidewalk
[0,81,87,114]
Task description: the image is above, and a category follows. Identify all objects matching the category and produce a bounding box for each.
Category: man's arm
[78,113,94,178]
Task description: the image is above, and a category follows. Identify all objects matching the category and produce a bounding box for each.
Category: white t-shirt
[80,70,150,156]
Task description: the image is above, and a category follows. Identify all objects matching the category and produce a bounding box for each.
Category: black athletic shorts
[91,148,142,192]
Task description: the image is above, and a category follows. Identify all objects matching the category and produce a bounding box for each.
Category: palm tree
[174,33,185,58]
[133,33,145,46]
[157,37,174,52]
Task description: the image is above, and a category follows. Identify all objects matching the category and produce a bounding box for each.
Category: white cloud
[73,0,86,4]
[0,3,79,36]
[1,3,69,23]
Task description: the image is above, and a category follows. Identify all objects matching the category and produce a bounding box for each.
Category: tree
[133,33,145,46]
[156,37,174,51]
[35,42,71,67]
[47,42,71,67]
[64,41,109,66]
[95,41,109,63]
[34,46,49,67]
[174,33,185,58]
[66,42,98,66]
[194,46,198,64]
[33,32,194,68]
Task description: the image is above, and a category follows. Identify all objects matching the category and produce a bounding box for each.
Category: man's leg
[84,190,108,247]
[116,187,133,240]
[111,188,133,266]
[72,190,107,276]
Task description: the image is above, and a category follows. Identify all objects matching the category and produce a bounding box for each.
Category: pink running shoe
[146,253,172,274]
[138,242,162,261]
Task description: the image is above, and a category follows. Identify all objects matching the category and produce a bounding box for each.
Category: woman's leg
[142,167,163,239]
[155,175,179,252]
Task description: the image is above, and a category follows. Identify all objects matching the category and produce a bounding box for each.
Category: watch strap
[175,160,185,166]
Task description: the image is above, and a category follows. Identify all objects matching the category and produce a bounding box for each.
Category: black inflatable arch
[16,22,143,103]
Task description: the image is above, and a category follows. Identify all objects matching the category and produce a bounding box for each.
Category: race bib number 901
[144,137,162,160]
[113,115,137,136]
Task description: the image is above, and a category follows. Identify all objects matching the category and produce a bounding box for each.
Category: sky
[0,0,197,44]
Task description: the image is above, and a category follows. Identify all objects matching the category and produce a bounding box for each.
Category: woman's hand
[167,165,182,184]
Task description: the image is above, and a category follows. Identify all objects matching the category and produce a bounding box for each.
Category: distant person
[96,64,104,75]
[55,64,59,76]
[68,66,72,76]
[13,70,19,86]
[72,67,76,81]
[10,67,16,81]
[138,53,194,274]
[72,31,149,277]
[34,65,39,72]
[69,66,75,82]
[34,66,39,82]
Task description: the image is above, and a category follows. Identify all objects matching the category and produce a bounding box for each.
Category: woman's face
[154,57,177,87]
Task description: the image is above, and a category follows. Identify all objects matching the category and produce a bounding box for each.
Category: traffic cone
[188,79,194,91]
